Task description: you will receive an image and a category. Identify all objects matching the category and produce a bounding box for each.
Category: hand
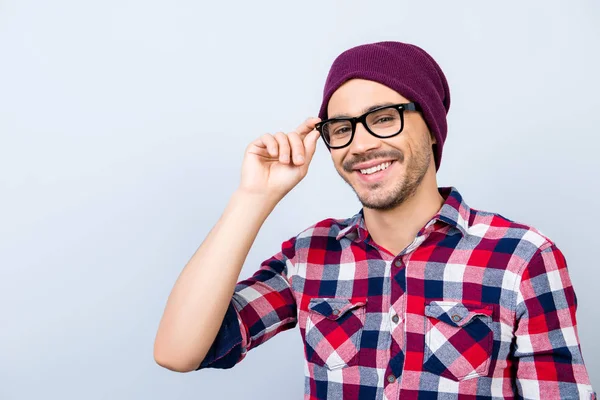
[238,117,322,201]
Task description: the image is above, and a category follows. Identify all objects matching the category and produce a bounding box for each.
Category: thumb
[303,129,321,163]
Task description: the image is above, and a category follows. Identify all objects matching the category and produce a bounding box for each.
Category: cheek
[405,140,413,157]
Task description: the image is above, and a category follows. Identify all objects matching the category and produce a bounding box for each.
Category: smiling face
[327,79,437,210]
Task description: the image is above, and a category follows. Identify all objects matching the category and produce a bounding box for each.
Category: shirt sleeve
[196,236,299,370]
[513,242,596,399]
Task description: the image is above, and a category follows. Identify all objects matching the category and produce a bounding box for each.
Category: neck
[362,169,444,256]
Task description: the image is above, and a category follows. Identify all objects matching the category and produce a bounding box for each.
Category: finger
[303,129,321,163]
[294,117,322,138]
[262,134,279,158]
[287,131,305,165]
[274,131,290,164]
[256,133,278,157]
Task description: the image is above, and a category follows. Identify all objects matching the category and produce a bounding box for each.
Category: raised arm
[153,117,321,372]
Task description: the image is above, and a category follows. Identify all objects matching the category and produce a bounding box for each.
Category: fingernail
[297,155,304,163]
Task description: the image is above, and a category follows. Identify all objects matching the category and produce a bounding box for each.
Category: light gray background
[1,1,598,399]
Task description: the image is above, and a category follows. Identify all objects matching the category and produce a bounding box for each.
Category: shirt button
[387,374,396,383]
[392,314,399,323]
[451,314,462,322]
[332,309,340,315]
[394,259,403,267]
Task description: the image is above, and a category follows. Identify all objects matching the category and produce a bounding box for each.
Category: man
[154,41,596,399]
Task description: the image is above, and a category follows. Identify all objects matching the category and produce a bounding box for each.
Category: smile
[359,161,393,175]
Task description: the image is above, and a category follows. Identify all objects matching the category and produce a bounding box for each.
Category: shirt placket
[383,220,437,400]
[383,256,406,400]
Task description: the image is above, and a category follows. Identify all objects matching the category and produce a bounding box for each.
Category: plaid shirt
[198,186,596,400]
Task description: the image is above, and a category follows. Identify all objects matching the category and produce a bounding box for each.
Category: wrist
[232,188,280,214]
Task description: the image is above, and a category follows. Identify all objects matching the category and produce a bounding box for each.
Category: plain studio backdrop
[1,1,598,399]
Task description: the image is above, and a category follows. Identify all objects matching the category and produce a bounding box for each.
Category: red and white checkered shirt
[198,186,596,399]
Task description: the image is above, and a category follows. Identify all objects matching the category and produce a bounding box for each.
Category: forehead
[327,79,409,119]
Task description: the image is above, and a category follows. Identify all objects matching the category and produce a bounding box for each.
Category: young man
[154,41,596,399]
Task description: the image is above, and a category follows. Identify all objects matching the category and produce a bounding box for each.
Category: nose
[348,121,381,154]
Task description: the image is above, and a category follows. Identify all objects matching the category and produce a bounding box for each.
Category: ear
[430,131,437,145]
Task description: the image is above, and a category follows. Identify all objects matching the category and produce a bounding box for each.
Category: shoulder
[295,211,361,244]
[467,205,558,268]
[283,213,359,256]
[295,215,354,239]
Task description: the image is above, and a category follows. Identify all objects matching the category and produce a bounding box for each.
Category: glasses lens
[322,120,353,147]
[366,107,402,136]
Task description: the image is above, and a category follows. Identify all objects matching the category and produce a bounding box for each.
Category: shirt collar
[335,186,471,242]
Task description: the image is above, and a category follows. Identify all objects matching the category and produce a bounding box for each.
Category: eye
[333,127,351,135]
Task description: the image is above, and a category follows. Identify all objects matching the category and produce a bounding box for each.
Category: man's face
[326,79,436,210]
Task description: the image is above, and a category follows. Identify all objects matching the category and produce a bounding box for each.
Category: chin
[357,191,404,210]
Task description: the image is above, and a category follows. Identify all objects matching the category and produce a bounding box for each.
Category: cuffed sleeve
[196,301,244,370]
[197,236,298,370]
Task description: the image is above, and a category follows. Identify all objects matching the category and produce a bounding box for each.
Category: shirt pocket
[304,297,367,370]
[423,300,494,381]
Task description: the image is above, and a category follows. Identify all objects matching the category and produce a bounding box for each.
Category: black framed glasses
[315,102,420,149]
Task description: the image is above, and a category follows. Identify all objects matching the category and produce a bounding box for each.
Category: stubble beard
[338,144,432,211]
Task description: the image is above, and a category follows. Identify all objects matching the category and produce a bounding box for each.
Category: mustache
[343,150,404,172]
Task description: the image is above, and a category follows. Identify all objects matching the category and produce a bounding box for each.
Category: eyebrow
[329,102,397,119]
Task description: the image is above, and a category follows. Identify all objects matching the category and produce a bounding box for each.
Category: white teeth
[360,161,392,175]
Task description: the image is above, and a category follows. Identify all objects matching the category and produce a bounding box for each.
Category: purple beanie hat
[318,41,451,171]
